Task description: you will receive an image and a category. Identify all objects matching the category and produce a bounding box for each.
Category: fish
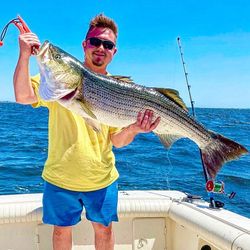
[36,40,248,179]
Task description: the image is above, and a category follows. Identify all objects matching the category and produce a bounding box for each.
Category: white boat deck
[0,190,249,250]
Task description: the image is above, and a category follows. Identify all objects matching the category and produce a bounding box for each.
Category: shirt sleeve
[109,126,123,135]
[31,74,49,108]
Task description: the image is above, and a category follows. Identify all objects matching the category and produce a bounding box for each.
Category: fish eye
[54,54,61,60]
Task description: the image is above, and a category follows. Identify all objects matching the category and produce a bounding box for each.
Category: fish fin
[154,88,188,112]
[155,133,183,149]
[201,131,248,179]
[84,118,101,132]
[110,75,134,83]
[76,100,97,120]
[59,99,101,131]
[110,76,187,112]
[76,101,101,131]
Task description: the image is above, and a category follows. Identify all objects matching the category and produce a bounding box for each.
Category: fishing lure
[0,15,39,54]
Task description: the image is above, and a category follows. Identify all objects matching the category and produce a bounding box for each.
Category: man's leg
[92,222,114,250]
[53,226,72,250]
[43,182,84,249]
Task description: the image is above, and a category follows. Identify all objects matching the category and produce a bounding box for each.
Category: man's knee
[92,222,114,240]
[53,226,72,239]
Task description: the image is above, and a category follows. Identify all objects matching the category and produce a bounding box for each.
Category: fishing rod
[176,37,195,117]
[176,37,235,208]
[177,37,209,181]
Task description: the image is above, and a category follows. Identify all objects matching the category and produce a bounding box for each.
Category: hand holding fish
[129,110,161,134]
[110,110,160,148]
[18,33,40,58]
[13,33,40,105]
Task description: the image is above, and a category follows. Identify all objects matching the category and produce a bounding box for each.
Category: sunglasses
[87,37,115,50]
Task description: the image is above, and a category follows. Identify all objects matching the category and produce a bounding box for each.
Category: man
[13,14,160,250]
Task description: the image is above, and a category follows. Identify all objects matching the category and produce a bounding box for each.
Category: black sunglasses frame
[87,37,115,50]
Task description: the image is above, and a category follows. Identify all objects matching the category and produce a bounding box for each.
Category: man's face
[83,27,117,71]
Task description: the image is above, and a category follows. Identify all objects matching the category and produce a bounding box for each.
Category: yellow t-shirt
[31,74,120,191]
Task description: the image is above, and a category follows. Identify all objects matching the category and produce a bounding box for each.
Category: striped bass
[36,41,248,179]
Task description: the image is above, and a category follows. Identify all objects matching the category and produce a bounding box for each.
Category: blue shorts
[42,181,118,227]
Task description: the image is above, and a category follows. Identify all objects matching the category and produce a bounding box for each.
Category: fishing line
[0,18,22,45]
[163,150,174,190]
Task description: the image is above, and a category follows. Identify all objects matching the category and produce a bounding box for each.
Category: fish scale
[83,75,210,144]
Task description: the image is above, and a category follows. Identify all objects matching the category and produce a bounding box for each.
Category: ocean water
[0,102,249,218]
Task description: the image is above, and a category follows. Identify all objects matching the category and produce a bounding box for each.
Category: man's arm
[13,33,40,104]
[110,109,161,148]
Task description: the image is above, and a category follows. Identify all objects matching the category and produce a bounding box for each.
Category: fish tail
[201,132,248,178]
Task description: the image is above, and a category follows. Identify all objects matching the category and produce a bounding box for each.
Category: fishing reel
[205,180,236,209]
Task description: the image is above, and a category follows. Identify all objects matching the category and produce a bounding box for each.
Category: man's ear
[82,41,86,50]
[113,47,117,55]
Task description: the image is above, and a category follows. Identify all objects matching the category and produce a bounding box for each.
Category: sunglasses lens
[89,38,102,47]
[88,37,115,50]
[103,41,114,50]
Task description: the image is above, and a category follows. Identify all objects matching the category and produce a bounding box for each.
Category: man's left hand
[129,109,161,134]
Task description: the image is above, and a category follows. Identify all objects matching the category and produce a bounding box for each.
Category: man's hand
[13,33,40,104]
[128,109,161,134]
[110,109,161,148]
[19,33,40,58]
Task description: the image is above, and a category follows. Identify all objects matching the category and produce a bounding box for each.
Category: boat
[1,190,249,250]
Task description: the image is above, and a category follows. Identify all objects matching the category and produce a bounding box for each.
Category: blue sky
[0,0,250,108]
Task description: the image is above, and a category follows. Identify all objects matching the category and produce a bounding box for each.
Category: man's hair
[86,14,118,38]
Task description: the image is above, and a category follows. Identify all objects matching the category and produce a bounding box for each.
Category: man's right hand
[19,33,41,58]
[13,33,40,104]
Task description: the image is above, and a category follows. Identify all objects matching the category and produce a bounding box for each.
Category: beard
[91,52,106,67]
[92,59,104,67]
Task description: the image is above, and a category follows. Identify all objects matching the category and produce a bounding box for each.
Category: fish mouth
[59,87,78,101]
[37,40,50,59]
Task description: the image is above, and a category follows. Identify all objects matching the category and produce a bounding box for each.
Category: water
[0,102,249,218]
